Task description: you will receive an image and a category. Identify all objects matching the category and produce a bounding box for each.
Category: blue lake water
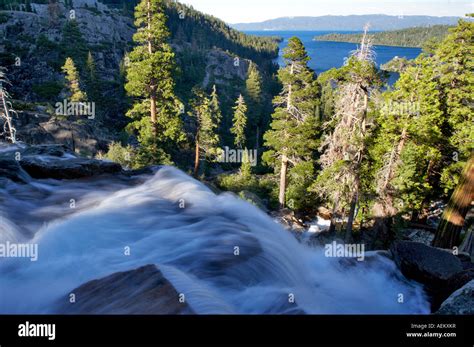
[246,31,422,77]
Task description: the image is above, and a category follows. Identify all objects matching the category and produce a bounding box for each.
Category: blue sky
[181,0,473,23]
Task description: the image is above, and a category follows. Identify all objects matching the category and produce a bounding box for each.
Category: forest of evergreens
[104,1,472,250]
[0,0,472,252]
[314,25,453,48]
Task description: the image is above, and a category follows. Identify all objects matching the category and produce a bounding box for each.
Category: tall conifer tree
[125,0,185,165]
[263,37,320,209]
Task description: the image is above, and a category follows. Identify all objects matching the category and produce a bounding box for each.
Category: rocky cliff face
[0,2,133,99]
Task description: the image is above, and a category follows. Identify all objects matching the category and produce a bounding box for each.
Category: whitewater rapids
[0,166,429,314]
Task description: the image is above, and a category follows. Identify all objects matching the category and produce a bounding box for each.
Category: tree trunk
[194,134,200,177]
[146,0,157,137]
[278,63,294,210]
[345,190,358,241]
[279,155,289,209]
[0,89,16,143]
[433,154,474,249]
[150,95,157,136]
[329,197,339,234]
[255,126,260,150]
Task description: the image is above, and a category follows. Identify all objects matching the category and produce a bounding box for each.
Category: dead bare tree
[0,68,17,144]
[318,24,378,240]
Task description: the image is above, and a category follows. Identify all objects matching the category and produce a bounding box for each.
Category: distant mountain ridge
[231,15,466,31]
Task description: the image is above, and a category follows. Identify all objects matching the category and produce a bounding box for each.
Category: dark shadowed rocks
[436,280,474,315]
[390,241,470,311]
[0,158,31,183]
[55,265,193,315]
[19,156,122,180]
[391,241,463,287]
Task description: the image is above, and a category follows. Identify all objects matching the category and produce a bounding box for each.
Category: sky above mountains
[181,0,472,23]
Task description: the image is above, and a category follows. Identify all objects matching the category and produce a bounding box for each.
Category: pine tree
[125,0,185,165]
[368,54,444,246]
[245,62,263,148]
[209,84,222,134]
[191,88,220,176]
[85,51,100,102]
[263,37,320,209]
[231,94,248,149]
[431,18,474,249]
[62,57,87,102]
[61,20,88,65]
[240,149,252,178]
[311,27,381,237]
[435,19,474,193]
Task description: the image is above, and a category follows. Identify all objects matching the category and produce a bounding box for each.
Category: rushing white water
[0,166,430,314]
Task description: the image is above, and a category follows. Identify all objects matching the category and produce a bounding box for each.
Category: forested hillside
[0,0,279,158]
[0,1,472,255]
[314,25,452,47]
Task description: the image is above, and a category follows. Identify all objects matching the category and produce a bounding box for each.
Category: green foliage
[190,88,221,162]
[164,0,279,68]
[100,141,135,169]
[364,18,473,220]
[245,62,263,147]
[381,57,414,73]
[315,25,453,48]
[311,35,382,221]
[263,37,321,210]
[209,84,222,132]
[230,94,248,149]
[61,20,88,65]
[125,0,185,166]
[216,173,278,209]
[434,19,474,191]
[62,57,87,102]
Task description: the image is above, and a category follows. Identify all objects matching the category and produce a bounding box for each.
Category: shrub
[98,142,136,169]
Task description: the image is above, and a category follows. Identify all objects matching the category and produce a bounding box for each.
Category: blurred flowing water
[0,166,430,314]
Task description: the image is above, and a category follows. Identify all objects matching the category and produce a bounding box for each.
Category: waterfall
[0,166,429,314]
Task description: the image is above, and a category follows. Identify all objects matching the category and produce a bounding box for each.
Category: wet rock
[239,190,269,212]
[391,241,466,311]
[271,208,306,232]
[19,156,122,180]
[391,241,463,288]
[0,159,31,183]
[436,280,474,315]
[402,228,435,246]
[317,206,333,220]
[55,265,194,314]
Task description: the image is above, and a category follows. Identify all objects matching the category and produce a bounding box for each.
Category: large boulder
[436,280,474,315]
[391,241,465,311]
[391,241,463,287]
[55,265,194,314]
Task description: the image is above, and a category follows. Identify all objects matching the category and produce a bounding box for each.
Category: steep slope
[0,0,279,153]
